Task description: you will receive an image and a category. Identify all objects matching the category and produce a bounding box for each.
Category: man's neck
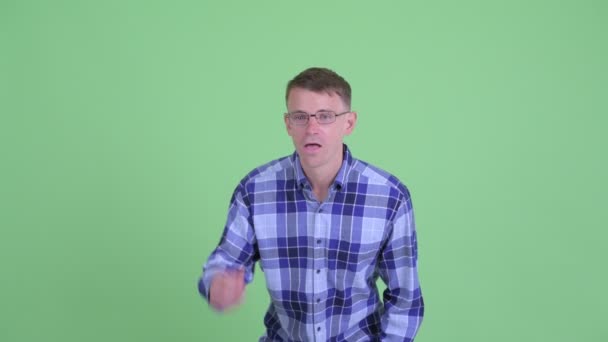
[301,157,343,203]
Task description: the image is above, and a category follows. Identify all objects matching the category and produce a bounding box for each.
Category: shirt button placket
[312,203,326,341]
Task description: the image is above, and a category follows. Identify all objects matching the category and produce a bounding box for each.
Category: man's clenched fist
[209,268,246,312]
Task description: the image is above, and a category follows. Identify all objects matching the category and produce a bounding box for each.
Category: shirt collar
[292,144,353,191]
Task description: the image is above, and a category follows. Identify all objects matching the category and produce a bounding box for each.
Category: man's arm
[198,185,258,311]
[378,195,424,341]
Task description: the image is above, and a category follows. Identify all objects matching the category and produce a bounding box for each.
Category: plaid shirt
[198,145,424,341]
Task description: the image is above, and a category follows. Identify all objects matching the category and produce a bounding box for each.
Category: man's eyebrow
[288,109,334,114]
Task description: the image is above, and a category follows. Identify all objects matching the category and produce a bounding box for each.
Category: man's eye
[318,112,333,120]
[293,114,308,121]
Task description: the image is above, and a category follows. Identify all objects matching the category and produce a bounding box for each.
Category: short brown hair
[286,67,352,108]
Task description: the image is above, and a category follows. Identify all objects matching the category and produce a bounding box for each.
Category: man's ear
[284,114,293,136]
[344,111,357,135]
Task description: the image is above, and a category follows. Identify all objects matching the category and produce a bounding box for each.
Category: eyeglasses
[285,110,350,126]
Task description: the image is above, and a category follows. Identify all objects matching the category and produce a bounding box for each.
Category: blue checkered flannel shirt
[199,145,424,341]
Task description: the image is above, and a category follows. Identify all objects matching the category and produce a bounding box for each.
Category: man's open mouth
[305,143,321,148]
[304,143,322,152]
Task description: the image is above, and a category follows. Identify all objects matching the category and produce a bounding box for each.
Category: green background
[1,0,607,341]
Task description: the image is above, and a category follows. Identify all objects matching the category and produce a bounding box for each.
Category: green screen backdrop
[1,1,607,341]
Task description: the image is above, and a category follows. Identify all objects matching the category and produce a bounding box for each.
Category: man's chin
[298,154,324,169]
[297,147,321,157]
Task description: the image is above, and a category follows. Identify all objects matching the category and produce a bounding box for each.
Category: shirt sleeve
[378,195,424,341]
[198,184,258,301]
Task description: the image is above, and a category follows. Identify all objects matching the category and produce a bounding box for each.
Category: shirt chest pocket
[327,218,386,271]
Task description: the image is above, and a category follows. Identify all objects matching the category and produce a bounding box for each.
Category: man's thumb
[236,267,245,278]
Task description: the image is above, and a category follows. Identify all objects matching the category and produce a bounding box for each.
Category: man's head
[285,67,352,108]
[285,67,357,177]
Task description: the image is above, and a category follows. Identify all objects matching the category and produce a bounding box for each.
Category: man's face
[285,87,357,174]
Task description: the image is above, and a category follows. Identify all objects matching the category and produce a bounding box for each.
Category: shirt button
[316,239,321,244]
[316,298,320,303]
[316,269,320,274]
[317,327,321,332]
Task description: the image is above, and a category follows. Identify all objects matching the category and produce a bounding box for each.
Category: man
[198,67,424,341]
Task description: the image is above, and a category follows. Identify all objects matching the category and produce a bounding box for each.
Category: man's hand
[209,268,246,312]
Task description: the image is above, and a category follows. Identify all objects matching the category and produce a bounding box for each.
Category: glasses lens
[291,113,308,125]
[317,111,335,124]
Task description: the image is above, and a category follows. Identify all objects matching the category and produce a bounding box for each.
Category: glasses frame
[284,110,351,126]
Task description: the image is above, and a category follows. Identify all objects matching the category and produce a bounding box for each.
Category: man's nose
[305,115,321,133]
